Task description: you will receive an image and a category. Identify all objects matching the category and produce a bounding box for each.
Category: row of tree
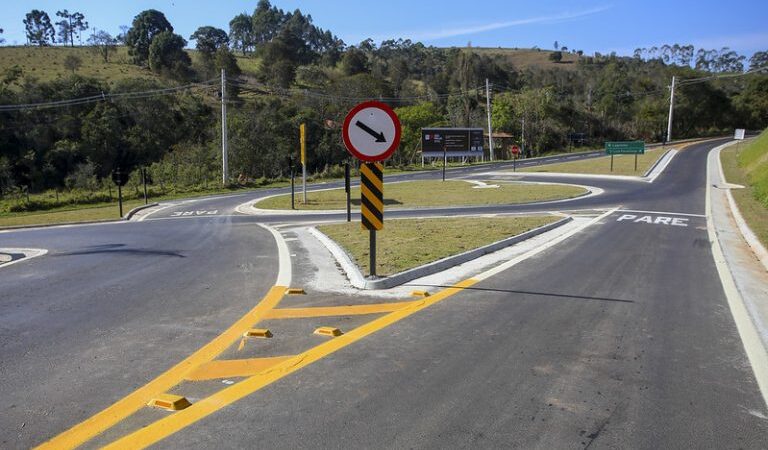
[1,1,767,206]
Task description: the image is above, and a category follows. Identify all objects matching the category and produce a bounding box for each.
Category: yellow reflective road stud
[360,162,384,231]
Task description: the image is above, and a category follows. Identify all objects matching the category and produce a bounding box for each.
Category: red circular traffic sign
[511,145,520,154]
[342,101,401,162]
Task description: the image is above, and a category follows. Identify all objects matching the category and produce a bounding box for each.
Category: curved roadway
[2,139,767,448]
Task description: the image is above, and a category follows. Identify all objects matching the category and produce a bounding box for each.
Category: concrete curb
[311,216,573,290]
[714,142,768,271]
[643,149,678,181]
[125,202,159,220]
[0,247,48,269]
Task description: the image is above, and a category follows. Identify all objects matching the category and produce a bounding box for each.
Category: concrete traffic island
[306,215,575,290]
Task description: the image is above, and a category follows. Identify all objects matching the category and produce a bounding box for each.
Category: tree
[340,47,369,75]
[63,55,82,74]
[549,51,562,63]
[55,10,88,47]
[88,30,117,63]
[554,40,558,50]
[190,26,229,59]
[125,9,173,65]
[749,51,768,70]
[23,10,55,46]
[0,28,4,44]
[229,13,253,55]
[252,0,284,47]
[148,31,191,79]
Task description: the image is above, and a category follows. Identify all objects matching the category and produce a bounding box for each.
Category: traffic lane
[0,218,280,449]
[168,208,767,449]
[139,152,608,220]
[623,139,728,214]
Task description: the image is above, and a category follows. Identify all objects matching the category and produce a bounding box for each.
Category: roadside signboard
[605,141,645,155]
[421,128,484,158]
[342,101,401,162]
[342,101,401,278]
[734,129,746,140]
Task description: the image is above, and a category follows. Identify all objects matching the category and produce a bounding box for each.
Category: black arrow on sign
[355,120,387,143]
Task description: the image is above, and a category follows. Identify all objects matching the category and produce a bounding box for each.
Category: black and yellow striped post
[360,162,384,276]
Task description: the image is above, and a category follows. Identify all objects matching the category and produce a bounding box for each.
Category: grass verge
[720,131,768,248]
[257,180,586,210]
[318,216,558,276]
[520,147,667,176]
[0,181,290,228]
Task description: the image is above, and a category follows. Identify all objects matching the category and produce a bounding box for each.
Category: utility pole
[666,75,676,144]
[485,78,495,161]
[221,69,228,185]
[521,116,526,157]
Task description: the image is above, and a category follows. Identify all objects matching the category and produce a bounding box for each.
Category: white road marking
[474,207,619,281]
[169,210,219,217]
[706,142,768,408]
[257,223,292,287]
[616,209,705,218]
[616,214,689,226]
[0,248,48,270]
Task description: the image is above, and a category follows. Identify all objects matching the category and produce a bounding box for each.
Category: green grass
[0,181,289,228]
[318,216,558,276]
[520,147,668,176]
[458,47,581,71]
[0,46,156,86]
[720,130,768,248]
[256,180,587,210]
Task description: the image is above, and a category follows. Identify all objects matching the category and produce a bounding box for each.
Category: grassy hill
[0,45,156,86]
[461,47,581,70]
[0,45,578,87]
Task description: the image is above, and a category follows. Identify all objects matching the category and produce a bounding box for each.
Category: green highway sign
[605,141,645,155]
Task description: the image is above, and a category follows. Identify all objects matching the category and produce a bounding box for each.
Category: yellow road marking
[185,356,295,381]
[102,278,479,449]
[35,285,287,450]
[264,301,419,319]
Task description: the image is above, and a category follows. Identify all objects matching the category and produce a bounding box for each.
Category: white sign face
[345,107,398,159]
[734,129,746,140]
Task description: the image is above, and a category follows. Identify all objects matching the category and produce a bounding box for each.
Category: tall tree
[148,31,191,79]
[0,27,4,44]
[125,9,173,65]
[749,51,768,70]
[228,13,253,55]
[190,26,229,59]
[55,10,88,47]
[23,10,55,46]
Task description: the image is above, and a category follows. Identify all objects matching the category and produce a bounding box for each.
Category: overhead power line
[0,79,219,112]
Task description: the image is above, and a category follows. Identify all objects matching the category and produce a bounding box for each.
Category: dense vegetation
[1,0,767,214]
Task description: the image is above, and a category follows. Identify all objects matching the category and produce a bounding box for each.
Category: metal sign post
[345,161,351,222]
[342,101,401,279]
[300,123,307,204]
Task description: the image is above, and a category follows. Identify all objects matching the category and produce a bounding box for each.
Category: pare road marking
[170,210,219,217]
[616,214,689,227]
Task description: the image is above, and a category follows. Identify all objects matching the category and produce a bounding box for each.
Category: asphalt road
[2,140,766,449]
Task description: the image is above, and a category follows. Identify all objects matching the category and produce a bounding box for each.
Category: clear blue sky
[1,1,767,57]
